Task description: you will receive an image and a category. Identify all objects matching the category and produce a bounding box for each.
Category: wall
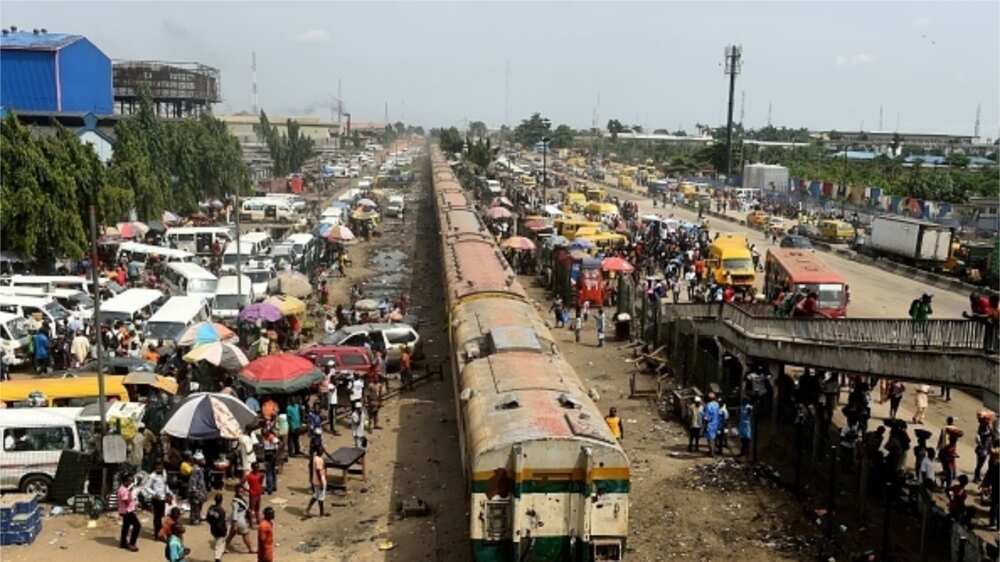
[57,38,112,114]
[0,49,57,111]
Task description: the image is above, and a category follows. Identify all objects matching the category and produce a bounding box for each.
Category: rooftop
[0,29,81,51]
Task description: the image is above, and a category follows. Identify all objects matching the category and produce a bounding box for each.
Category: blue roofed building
[0,27,112,114]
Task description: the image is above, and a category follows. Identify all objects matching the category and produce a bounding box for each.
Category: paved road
[574,178,971,319]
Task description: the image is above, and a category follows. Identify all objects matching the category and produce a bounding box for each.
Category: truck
[867,215,954,265]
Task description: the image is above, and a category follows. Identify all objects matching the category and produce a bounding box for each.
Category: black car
[780,235,814,249]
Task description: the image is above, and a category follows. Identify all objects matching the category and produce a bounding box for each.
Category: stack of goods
[0,494,43,546]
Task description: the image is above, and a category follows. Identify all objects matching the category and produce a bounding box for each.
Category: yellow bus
[0,375,129,408]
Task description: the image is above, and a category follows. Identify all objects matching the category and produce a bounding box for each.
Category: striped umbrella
[265,295,306,316]
[162,392,257,440]
[183,341,249,371]
[177,321,236,347]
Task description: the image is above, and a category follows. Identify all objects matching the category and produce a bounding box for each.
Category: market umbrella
[102,225,121,237]
[162,392,257,440]
[117,221,150,239]
[210,199,225,209]
[542,204,564,217]
[523,219,550,232]
[238,353,324,394]
[177,321,236,347]
[265,295,306,316]
[183,341,249,371]
[239,302,283,323]
[161,210,181,224]
[601,256,635,273]
[486,206,513,220]
[357,198,377,208]
[545,235,570,248]
[147,220,166,234]
[275,271,312,298]
[501,236,536,251]
[569,238,594,251]
[490,196,514,208]
[324,224,356,243]
[122,372,179,395]
[354,298,379,311]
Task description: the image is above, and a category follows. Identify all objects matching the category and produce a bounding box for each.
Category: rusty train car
[428,147,630,562]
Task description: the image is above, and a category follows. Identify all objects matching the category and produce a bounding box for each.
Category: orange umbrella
[601,256,635,273]
[501,236,536,251]
[486,206,512,219]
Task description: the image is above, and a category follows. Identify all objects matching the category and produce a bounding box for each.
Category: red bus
[764,249,849,318]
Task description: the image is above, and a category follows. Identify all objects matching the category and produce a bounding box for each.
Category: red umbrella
[490,196,514,208]
[501,236,536,251]
[486,206,512,219]
[601,256,635,273]
[523,219,551,231]
[239,353,324,394]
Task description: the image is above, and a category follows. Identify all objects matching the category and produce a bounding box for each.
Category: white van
[284,233,318,268]
[0,311,31,364]
[117,242,194,268]
[386,195,406,218]
[163,227,232,256]
[265,193,307,213]
[162,262,218,304]
[244,267,276,298]
[0,407,84,499]
[240,197,297,223]
[144,295,211,343]
[0,286,94,319]
[214,275,254,320]
[100,288,164,325]
[0,295,70,336]
[3,274,98,294]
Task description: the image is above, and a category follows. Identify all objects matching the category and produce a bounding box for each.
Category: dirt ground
[6,170,467,562]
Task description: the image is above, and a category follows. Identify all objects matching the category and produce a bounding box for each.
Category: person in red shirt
[257,507,275,562]
[722,285,735,303]
[794,291,829,319]
[243,462,265,527]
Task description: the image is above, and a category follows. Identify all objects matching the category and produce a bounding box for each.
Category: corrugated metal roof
[0,31,81,51]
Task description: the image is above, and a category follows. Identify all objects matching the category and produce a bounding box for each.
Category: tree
[438,127,464,154]
[468,120,488,139]
[945,152,970,168]
[672,130,687,137]
[631,125,643,133]
[606,119,625,141]
[513,113,551,147]
[467,138,494,170]
[394,121,405,135]
[550,124,575,148]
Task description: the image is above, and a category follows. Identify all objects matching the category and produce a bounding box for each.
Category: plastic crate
[0,494,37,522]
[1,510,41,533]
[0,519,42,546]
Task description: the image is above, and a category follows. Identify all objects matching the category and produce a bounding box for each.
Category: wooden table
[324,447,366,490]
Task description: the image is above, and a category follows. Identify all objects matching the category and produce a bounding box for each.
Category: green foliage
[437,127,464,154]
[606,119,625,141]
[466,137,495,170]
[255,110,316,176]
[468,121,488,139]
[550,124,575,148]
[513,113,551,147]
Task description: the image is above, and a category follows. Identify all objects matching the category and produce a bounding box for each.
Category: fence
[660,300,994,352]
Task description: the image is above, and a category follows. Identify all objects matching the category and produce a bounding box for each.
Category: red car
[296,345,375,381]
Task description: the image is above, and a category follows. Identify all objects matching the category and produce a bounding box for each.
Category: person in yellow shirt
[604,407,624,441]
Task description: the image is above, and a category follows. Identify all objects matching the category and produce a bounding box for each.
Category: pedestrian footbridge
[652,302,999,395]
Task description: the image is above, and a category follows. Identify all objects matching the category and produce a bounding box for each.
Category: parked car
[297,345,374,380]
[788,223,822,240]
[779,235,814,250]
[385,196,405,218]
[321,323,421,370]
[746,210,768,227]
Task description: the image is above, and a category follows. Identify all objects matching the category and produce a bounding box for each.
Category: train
[428,146,630,562]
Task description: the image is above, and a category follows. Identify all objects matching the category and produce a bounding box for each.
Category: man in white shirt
[324,315,336,336]
[71,333,91,368]
[349,374,364,407]
[324,360,340,435]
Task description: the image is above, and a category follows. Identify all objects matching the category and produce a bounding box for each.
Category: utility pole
[87,203,106,496]
[739,90,745,126]
[251,51,258,115]
[879,104,884,131]
[767,101,772,127]
[542,136,550,206]
[975,103,982,138]
[724,45,742,182]
[234,174,242,313]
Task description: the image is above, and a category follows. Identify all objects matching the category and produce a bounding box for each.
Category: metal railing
[661,300,994,352]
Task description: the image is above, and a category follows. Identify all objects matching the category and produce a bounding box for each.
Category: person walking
[688,397,703,453]
[286,397,302,457]
[117,473,140,552]
[224,487,254,555]
[243,462,264,527]
[261,430,279,495]
[148,462,170,539]
[737,400,753,458]
[351,404,367,449]
[323,360,339,434]
[257,507,275,562]
[188,451,208,524]
[702,392,721,457]
[205,494,228,562]
[573,312,582,344]
[595,308,606,348]
[909,293,933,345]
[911,384,929,424]
[604,407,624,442]
[887,380,905,419]
[32,329,50,374]
[399,347,413,390]
[167,523,191,562]
[305,444,327,518]
[975,416,993,483]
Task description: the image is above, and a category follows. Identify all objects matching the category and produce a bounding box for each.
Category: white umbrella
[162,392,257,440]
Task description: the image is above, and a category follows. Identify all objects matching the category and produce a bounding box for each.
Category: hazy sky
[5,1,998,136]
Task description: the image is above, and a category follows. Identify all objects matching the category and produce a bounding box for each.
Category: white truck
[868,215,954,265]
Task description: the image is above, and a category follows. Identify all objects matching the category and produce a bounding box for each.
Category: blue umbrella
[569,239,594,251]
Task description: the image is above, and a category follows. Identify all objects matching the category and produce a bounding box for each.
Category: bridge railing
[660,300,993,352]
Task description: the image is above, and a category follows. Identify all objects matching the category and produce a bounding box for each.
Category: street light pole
[542,136,550,206]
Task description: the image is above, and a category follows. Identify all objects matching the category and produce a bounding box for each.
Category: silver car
[322,322,421,370]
